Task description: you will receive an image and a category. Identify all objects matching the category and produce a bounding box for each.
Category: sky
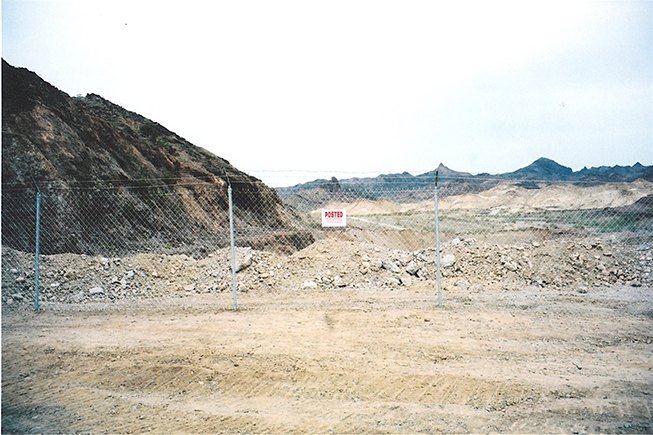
[2,0,652,187]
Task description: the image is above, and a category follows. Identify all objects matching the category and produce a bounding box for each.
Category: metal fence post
[434,171,442,307]
[228,184,238,311]
[34,190,41,310]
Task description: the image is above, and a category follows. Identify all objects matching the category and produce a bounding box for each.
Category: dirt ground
[3,180,653,433]
[3,281,652,434]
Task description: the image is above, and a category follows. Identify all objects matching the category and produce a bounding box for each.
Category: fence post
[228,183,238,311]
[434,171,442,307]
[34,190,41,310]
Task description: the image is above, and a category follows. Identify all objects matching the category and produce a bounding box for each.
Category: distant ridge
[503,157,574,181]
[277,157,652,210]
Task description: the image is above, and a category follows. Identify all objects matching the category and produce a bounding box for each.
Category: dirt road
[2,282,652,434]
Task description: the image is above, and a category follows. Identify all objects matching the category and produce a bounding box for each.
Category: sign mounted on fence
[322,209,347,227]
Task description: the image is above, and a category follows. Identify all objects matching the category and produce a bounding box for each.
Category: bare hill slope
[2,60,312,256]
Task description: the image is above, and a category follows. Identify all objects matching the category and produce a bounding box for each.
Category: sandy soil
[3,282,652,434]
[321,180,653,216]
[439,180,653,212]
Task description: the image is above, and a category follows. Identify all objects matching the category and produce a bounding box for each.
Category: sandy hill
[439,179,653,212]
[316,180,653,217]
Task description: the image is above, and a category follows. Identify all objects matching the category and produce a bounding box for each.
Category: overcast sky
[3,0,652,186]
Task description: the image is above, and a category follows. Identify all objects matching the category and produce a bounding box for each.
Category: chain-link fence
[2,176,653,310]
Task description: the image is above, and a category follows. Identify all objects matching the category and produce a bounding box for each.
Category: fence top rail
[4,175,651,193]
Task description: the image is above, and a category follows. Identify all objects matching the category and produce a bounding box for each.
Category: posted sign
[322,209,346,227]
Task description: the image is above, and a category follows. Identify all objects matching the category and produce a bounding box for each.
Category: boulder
[382,260,401,274]
[405,261,420,276]
[232,247,253,272]
[441,254,456,268]
[301,281,318,290]
[89,286,105,295]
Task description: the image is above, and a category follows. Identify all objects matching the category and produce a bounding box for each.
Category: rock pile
[438,237,651,289]
[2,235,652,306]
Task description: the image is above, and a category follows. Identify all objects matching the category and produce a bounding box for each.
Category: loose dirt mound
[3,230,652,306]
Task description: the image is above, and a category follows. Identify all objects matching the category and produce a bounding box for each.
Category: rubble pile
[2,235,652,306]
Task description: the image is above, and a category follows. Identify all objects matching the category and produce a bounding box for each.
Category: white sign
[322,209,346,227]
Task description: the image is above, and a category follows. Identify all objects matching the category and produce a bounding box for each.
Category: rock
[401,274,412,287]
[405,261,420,276]
[455,279,470,289]
[64,269,77,281]
[333,275,346,287]
[385,276,401,287]
[301,281,318,290]
[396,253,413,266]
[15,276,25,283]
[441,254,456,268]
[50,282,61,289]
[184,284,195,292]
[74,291,85,302]
[232,247,253,272]
[89,286,104,295]
[11,293,24,301]
[10,268,19,274]
[382,260,401,273]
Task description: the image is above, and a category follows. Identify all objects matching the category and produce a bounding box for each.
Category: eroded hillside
[2,60,313,256]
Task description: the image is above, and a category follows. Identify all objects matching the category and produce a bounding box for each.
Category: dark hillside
[2,60,313,256]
